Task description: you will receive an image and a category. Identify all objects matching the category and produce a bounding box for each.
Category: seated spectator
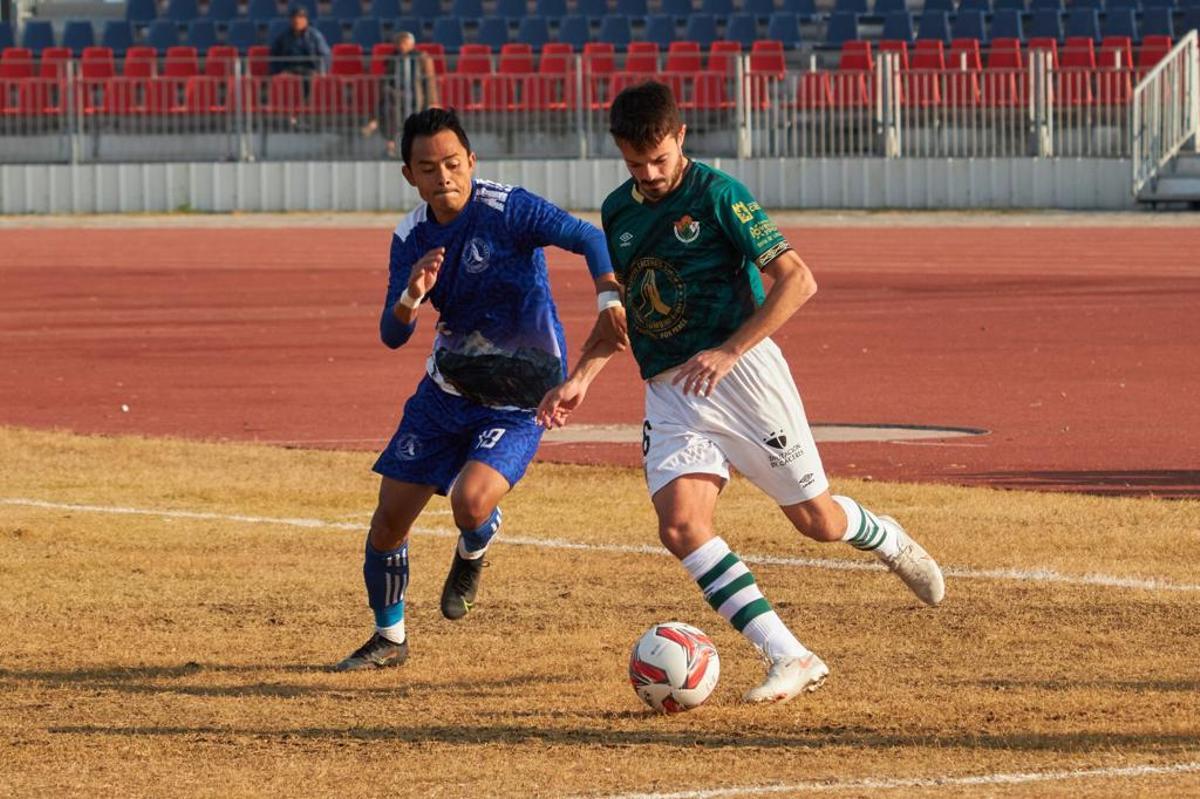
[270,6,331,76]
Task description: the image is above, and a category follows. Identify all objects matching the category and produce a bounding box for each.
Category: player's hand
[537,378,589,429]
[408,247,445,298]
[672,346,740,397]
[581,306,629,353]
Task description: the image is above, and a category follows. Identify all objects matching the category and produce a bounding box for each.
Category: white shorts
[642,337,830,506]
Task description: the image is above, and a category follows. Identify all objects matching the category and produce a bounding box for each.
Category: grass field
[1,426,1198,798]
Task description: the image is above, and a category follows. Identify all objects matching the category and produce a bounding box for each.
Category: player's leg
[781,492,945,606]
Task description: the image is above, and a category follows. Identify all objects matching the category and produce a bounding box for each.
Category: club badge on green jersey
[672,215,701,244]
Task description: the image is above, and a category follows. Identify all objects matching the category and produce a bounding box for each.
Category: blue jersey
[381,179,611,410]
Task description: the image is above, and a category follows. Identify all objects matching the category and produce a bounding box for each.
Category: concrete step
[1165,153,1200,178]
[1140,174,1200,203]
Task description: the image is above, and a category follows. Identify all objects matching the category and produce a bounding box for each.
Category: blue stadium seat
[992,0,1025,11]
[1179,8,1200,35]
[432,16,464,50]
[824,11,859,45]
[101,21,134,55]
[556,15,591,48]
[684,12,718,44]
[146,19,181,52]
[616,0,648,16]
[1146,0,1179,7]
[779,0,817,20]
[536,0,569,17]
[700,0,733,17]
[187,19,220,50]
[267,17,290,44]
[289,0,320,20]
[370,0,401,17]
[516,16,551,47]
[453,0,484,18]
[19,19,54,54]
[959,0,991,12]
[330,0,363,21]
[206,0,239,22]
[724,13,759,46]
[410,0,442,18]
[0,21,12,51]
[126,0,158,25]
[352,16,383,46]
[247,0,281,23]
[1141,6,1175,36]
[873,0,906,16]
[1028,9,1063,40]
[989,8,1023,39]
[1106,0,1137,9]
[496,0,527,18]
[477,16,511,48]
[1029,0,1061,11]
[917,10,951,41]
[316,18,345,43]
[923,0,955,13]
[1064,8,1098,40]
[951,10,987,42]
[644,14,678,47]
[881,10,915,42]
[598,14,632,46]
[1072,0,1102,9]
[766,11,801,45]
[392,16,423,36]
[1100,8,1137,40]
[743,0,775,18]
[165,0,200,23]
[226,19,260,51]
[577,0,609,18]
[61,20,96,55]
[833,0,867,14]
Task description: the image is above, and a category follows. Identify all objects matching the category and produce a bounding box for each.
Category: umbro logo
[619,231,634,248]
[763,431,788,450]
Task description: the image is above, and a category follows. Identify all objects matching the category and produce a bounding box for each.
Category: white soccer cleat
[877,515,945,607]
[742,653,829,704]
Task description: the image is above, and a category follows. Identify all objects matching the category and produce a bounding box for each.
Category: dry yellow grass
[1,426,1198,798]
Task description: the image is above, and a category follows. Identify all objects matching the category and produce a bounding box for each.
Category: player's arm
[536,316,622,429]
[379,235,445,349]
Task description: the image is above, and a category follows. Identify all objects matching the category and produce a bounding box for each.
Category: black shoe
[333,632,409,671]
[440,551,485,620]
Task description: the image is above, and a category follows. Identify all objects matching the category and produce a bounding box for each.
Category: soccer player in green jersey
[539,82,945,704]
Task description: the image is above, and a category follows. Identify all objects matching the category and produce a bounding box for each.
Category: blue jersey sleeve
[380,232,418,348]
[504,188,613,280]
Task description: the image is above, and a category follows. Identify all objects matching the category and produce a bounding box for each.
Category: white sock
[833,495,901,559]
[457,537,487,560]
[376,618,405,644]
[681,537,810,661]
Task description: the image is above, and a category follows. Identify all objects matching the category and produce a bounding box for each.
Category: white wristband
[399,288,422,310]
[597,290,622,312]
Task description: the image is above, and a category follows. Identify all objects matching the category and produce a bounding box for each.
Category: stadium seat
[645,15,679,48]
[1106,0,1137,8]
[992,0,1025,12]
[226,20,260,52]
[453,0,484,18]
[684,14,718,46]
[126,0,158,25]
[701,0,733,17]
[247,44,271,75]
[494,0,525,18]
[983,37,1024,106]
[951,11,987,44]
[660,0,693,17]
[393,16,423,37]
[833,0,867,14]
[581,41,615,106]
[881,11,915,44]
[907,40,944,107]
[165,0,201,23]
[949,37,982,69]
[330,42,365,74]
[749,38,785,73]
[766,12,802,47]
[432,17,465,51]
[724,14,758,47]
[1056,36,1093,104]
[946,38,983,105]
[0,22,13,52]
[410,0,442,17]
[352,17,383,48]
[145,19,180,53]
[878,38,909,68]
[835,41,873,107]
[1,46,36,79]
[1028,10,1063,41]
[1065,8,1100,42]
[917,10,951,43]
[246,0,281,24]
[839,39,872,70]
[516,17,551,48]
[20,20,55,54]
[925,0,955,12]
[1137,34,1172,70]
[614,41,658,95]
[1029,0,1061,10]
[780,0,817,20]
[61,21,95,56]
[38,46,71,79]
[824,12,859,47]
[616,0,649,16]
[1061,35,1095,66]
[989,9,1023,41]
[597,15,632,47]
[873,0,905,16]
[164,45,200,76]
[204,44,239,76]
[743,0,774,18]
[1141,8,1174,38]
[415,41,447,73]
[370,0,402,18]
[206,0,239,23]
[81,46,116,78]
[478,16,512,49]
[1097,37,1133,104]
[187,20,219,51]
[331,0,364,21]
[536,0,569,17]
[707,39,741,73]
[315,19,344,45]
[125,45,158,77]
[1028,36,1059,66]
[526,41,570,109]
[99,21,134,57]
[1100,9,1137,42]
[577,0,609,18]
[368,41,395,74]
[557,16,591,51]
[960,0,991,12]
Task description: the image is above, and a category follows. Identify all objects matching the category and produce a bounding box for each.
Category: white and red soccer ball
[628,621,720,713]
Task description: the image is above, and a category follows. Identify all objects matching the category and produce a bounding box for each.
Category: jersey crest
[672,215,701,244]
[463,236,492,273]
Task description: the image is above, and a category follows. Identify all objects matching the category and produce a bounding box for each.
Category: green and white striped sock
[833,495,901,559]
[681,537,809,661]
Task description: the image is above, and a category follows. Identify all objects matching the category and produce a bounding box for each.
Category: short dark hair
[400,108,473,166]
[609,81,682,152]
[289,4,307,16]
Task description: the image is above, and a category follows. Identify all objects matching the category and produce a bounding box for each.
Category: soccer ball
[628,622,720,714]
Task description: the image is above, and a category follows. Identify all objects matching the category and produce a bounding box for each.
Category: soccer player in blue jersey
[336,108,625,670]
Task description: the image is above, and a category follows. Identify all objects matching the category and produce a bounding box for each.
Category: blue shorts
[373,376,544,495]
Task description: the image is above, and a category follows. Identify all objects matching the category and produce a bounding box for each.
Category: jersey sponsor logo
[763,430,788,450]
[475,428,506,449]
[394,433,420,460]
[464,237,492,273]
[619,231,634,248]
[731,201,755,224]
[749,219,780,245]
[672,215,701,244]
[628,256,687,340]
[763,429,806,468]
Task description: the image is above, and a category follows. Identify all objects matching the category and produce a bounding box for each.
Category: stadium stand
[478,16,512,50]
[21,20,55,54]
[246,0,280,24]
[725,13,758,48]
[536,0,568,18]
[432,17,465,52]
[766,13,802,47]
[226,19,260,52]
[61,20,96,56]
[352,17,383,48]
[517,16,552,48]
[0,22,13,52]
[1142,7,1174,38]
[951,11,987,44]
[598,15,633,48]
[881,11,915,43]
[917,11,951,43]
[825,12,859,47]
[684,14,719,46]
[188,20,220,52]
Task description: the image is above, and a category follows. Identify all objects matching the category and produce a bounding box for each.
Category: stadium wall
[0,157,1135,214]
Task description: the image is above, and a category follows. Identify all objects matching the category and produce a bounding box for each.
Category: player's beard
[640,156,686,201]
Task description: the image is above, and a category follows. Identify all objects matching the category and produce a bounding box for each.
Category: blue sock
[363,537,408,633]
[457,507,502,559]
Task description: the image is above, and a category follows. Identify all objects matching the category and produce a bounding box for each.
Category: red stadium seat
[456,44,492,73]
[331,43,365,75]
[615,42,658,96]
[247,45,271,77]
[1137,35,1173,73]
[369,42,396,75]
[79,48,117,115]
[582,41,616,108]
[879,39,909,70]
[164,46,200,78]
[907,40,944,108]
[795,70,834,109]
[1,47,35,78]
[204,45,239,77]
[748,40,786,109]
[146,76,187,113]
[125,46,159,78]
[949,38,982,71]
[946,38,982,107]
[40,47,72,79]
[267,72,305,115]
[1028,37,1059,68]
[527,42,573,111]
[835,41,873,108]
[307,73,344,114]
[1097,37,1133,105]
[184,74,226,113]
[983,37,1025,107]
[1056,37,1094,106]
[707,40,741,75]
[414,42,446,75]
[839,40,873,72]
[81,46,116,78]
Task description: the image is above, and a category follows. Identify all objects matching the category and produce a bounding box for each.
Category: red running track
[2,225,1198,497]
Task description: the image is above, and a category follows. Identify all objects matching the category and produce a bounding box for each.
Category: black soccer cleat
[440,551,485,620]
[333,632,409,671]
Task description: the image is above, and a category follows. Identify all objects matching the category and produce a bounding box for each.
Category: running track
[3,222,1198,497]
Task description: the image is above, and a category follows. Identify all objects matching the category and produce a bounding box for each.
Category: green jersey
[601,160,792,380]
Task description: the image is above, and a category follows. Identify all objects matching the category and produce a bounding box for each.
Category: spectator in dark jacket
[269,6,331,75]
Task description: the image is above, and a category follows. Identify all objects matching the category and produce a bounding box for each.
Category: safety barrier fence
[1131,30,1199,196]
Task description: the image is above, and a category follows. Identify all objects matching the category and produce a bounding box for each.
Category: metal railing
[1132,30,1200,197]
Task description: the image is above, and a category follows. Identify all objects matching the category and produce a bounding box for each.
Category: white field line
[2,497,1199,593]
[585,761,1200,799]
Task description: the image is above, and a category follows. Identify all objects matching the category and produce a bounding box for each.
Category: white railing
[1131,30,1199,197]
